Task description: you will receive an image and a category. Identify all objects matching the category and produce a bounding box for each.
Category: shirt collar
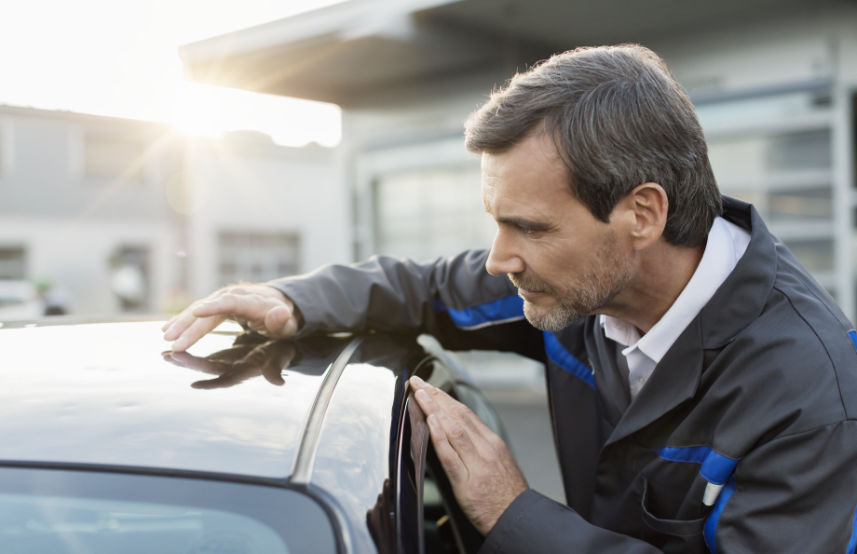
[602,216,750,363]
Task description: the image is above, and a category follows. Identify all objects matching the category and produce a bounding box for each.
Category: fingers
[191,292,251,319]
[168,314,227,352]
[410,377,493,471]
[162,284,297,351]
[162,294,223,345]
[409,375,527,535]
[411,376,492,437]
[264,304,299,337]
[162,307,202,341]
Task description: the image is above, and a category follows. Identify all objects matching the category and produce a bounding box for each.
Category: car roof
[0,320,415,490]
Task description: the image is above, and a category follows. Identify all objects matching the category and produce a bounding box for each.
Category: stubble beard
[512,232,633,332]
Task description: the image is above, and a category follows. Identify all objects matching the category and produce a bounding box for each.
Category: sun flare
[171,82,341,147]
[0,0,345,149]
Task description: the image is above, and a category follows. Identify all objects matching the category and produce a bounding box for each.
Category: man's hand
[162,284,300,352]
[409,375,528,536]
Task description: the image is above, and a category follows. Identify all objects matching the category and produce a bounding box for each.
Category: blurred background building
[0,106,347,318]
[1,0,855,325]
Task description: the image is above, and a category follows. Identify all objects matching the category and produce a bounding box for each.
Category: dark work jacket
[272,197,857,553]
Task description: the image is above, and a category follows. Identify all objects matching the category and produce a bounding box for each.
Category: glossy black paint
[0,320,490,553]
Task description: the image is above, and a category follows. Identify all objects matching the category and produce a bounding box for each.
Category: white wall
[0,216,173,315]
[184,137,349,297]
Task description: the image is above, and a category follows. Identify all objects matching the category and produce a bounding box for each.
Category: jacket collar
[699,196,777,348]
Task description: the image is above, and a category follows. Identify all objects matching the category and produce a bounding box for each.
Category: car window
[0,467,338,554]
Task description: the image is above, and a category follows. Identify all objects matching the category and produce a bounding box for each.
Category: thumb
[265,304,298,337]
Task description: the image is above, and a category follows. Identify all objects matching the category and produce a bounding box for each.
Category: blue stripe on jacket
[434,295,524,329]
[656,446,739,485]
[847,505,857,554]
[435,297,596,390]
[703,475,737,554]
[544,332,595,389]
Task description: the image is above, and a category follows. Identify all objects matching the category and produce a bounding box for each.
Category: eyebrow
[495,216,555,233]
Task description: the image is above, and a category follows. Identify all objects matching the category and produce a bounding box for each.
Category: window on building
[699,87,840,297]
[217,232,301,286]
[84,133,146,182]
[373,166,492,259]
[0,247,26,279]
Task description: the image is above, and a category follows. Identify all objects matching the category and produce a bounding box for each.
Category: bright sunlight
[0,0,344,147]
[173,82,341,147]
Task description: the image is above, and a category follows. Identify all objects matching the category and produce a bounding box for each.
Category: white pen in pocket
[703,482,724,506]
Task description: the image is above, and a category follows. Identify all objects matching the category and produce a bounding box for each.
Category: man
[164,44,857,552]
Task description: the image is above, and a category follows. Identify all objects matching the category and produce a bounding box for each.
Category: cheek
[526,241,580,282]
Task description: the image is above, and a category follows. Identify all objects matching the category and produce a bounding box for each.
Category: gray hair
[464,44,721,247]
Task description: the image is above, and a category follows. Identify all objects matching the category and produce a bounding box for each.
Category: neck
[600,241,705,335]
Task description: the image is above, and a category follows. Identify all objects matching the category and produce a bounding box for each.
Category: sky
[0,0,344,146]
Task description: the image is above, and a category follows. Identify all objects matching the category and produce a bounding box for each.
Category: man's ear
[620,182,668,250]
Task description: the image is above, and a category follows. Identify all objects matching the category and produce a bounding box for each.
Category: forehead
[480,132,572,207]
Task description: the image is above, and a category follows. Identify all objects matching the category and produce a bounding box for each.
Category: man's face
[481,132,635,331]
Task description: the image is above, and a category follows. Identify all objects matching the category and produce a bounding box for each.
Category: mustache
[508,273,547,293]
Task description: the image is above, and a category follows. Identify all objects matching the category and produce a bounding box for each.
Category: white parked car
[0,280,44,321]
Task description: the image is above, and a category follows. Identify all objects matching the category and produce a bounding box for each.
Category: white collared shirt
[601,216,751,398]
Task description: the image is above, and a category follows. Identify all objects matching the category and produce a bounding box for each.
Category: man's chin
[523,302,578,332]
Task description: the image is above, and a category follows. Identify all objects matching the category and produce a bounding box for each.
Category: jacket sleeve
[268,249,545,358]
[479,490,661,554]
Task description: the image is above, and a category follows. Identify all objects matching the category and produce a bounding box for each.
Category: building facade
[0,106,347,319]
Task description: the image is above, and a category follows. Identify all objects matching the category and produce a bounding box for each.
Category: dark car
[0,320,505,553]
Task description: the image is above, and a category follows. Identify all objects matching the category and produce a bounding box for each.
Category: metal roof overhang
[179,0,833,106]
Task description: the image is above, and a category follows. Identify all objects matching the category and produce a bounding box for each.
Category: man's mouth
[509,275,543,294]
[517,287,545,299]
[509,276,549,300]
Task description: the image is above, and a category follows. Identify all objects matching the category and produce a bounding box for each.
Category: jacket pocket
[639,477,708,537]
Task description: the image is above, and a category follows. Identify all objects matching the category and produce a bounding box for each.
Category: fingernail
[410,375,425,386]
[415,389,430,402]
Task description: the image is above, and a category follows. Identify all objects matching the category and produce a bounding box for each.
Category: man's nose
[485,230,525,276]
